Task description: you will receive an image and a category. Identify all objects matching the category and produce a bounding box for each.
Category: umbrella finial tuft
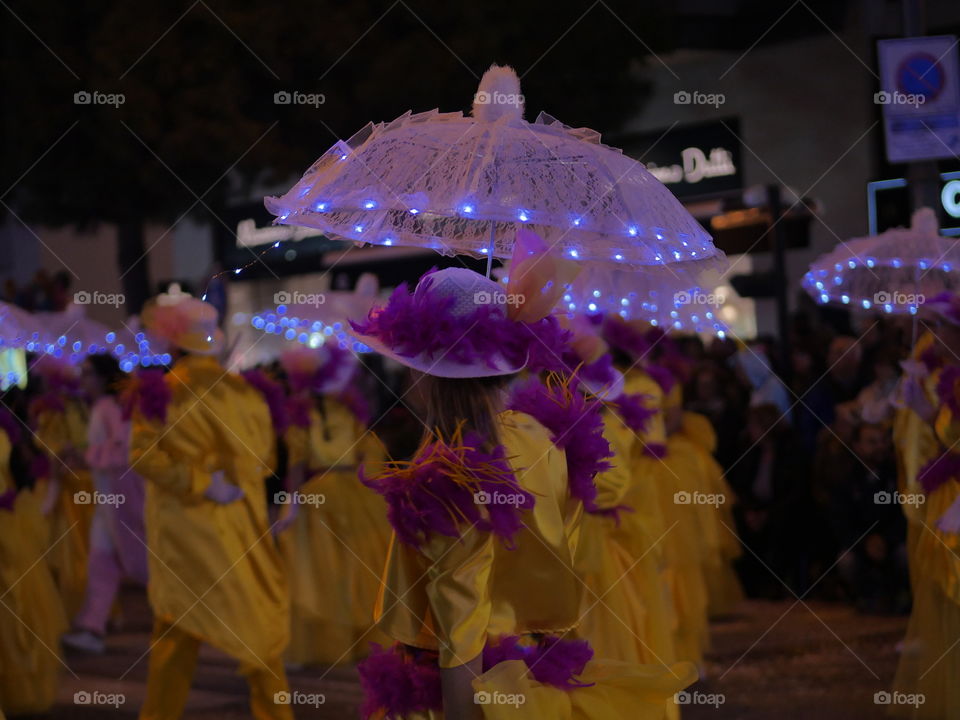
[473,64,523,123]
[911,207,939,237]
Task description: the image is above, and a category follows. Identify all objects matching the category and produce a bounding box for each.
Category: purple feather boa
[644,442,667,458]
[350,271,571,375]
[612,392,656,434]
[936,365,960,418]
[0,408,22,446]
[602,317,651,358]
[645,364,676,395]
[919,452,960,494]
[360,430,534,549]
[120,369,171,423]
[358,644,442,719]
[241,368,289,434]
[507,376,612,512]
[358,634,595,718]
[483,635,595,689]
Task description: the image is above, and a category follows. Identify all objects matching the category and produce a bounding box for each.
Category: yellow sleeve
[421,527,495,668]
[593,411,633,509]
[128,413,210,502]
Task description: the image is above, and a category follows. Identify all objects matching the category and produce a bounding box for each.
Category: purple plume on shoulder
[507,375,612,511]
[936,365,960,418]
[919,451,960,494]
[357,644,441,719]
[602,317,650,358]
[120,369,171,423]
[0,408,22,446]
[524,315,574,374]
[578,353,615,387]
[644,442,667,458]
[360,429,534,549]
[612,392,656,433]
[483,635,594,690]
[241,368,289,434]
[645,364,676,395]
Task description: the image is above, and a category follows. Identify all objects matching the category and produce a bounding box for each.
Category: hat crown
[416,268,506,317]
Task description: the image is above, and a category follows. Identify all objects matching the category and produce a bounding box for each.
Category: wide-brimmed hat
[351,268,530,378]
[141,285,224,355]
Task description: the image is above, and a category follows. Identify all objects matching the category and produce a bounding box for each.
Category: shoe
[62,630,106,654]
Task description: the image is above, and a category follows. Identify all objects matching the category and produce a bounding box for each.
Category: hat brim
[354,332,525,379]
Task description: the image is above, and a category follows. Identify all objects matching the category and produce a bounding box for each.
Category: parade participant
[891,293,960,718]
[29,356,95,619]
[275,344,391,667]
[0,405,67,716]
[353,265,696,719]
[676,411,743,618]
[127,290,292,720]
[563,317,678,677]
[62,353,148,654]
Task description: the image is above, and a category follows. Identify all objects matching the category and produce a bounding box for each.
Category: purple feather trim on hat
[120,369,171,423]
[507,375,612,512]
[350,273,571,375]
[483,635,595,689]
[241,368,289,434]
[0,408,22,446]
[358,644,442,719]
[612,392,656,434]
[918,452,960,494]
[936,365,960,418]
[602,318,651,358]
[360,430,534,549]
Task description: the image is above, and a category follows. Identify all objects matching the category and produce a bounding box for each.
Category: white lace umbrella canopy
[265,65,719,272]
[802,208,960,315]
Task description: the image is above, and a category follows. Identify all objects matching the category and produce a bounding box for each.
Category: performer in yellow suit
[677,411,743,618]
[30,358,95,619]
[277,345,391,666]
[352,265,696,719]
[0,408,67,716]
[129,290,292,720]
[892,293,960,719]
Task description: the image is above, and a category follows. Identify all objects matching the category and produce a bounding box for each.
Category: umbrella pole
[485,221,495,278]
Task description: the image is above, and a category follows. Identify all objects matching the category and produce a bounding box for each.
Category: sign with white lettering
[619,119,743,200]
[867,170,960,235]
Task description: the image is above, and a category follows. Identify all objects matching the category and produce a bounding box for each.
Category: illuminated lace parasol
[802,208,960,315]
[265,65,720,273]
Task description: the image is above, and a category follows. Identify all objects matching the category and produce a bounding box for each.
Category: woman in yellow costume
[0,404,67,716]
[29,356,95,618]
[602,318,710,669]
[273,344,390,667]
[127,289,292,720]
[352,264,696,720]
[560,316,678,682]
[676,411,743,618]
[891,292,960,719]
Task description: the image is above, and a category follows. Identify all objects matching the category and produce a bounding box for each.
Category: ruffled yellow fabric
[679,412,743,618]
[375,410,579,669]
[34,400,94,618]
[280,400,392,665]
[0,483,68,715]
[129,354,288,668]
[576,409,677,669]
